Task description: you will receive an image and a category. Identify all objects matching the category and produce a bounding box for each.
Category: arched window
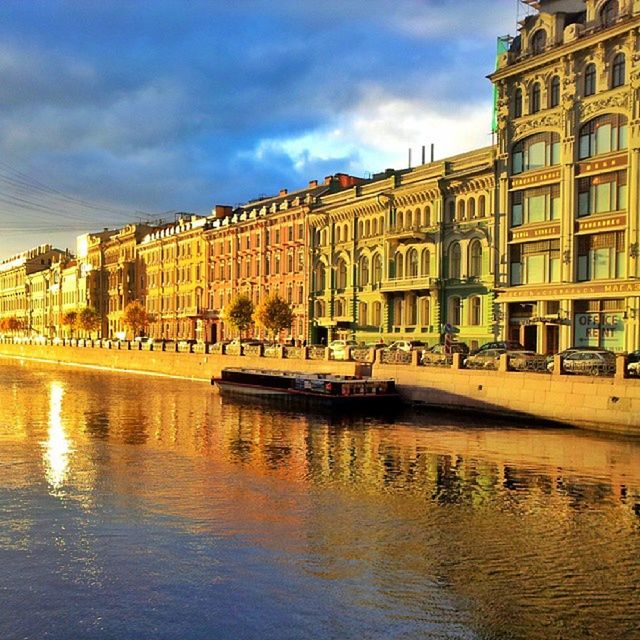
[372,253,383,284]
[314,300,324,318]
[448,297,462,326]
[406,210,413,228]
[600,0,618,26]
[449,243,462,279]
[612,53,625,88]
[512,131,561,174]
[469,241,483,277]
[457,200,466,220]
[584,63,596,96]
[314,262,326,292]
[365,220,371,236]
[420,297,430,327]
[549,75,560,108]
[447,200,456,222]
[531,29,546,55]
[394,252,404,279]
[406,296,417,325]
[514,87,523,118]
[372,301,382,327]
[358,302,367,326]
[343,224,349,241]
[421,248,431,276]
[335,226,341,243]
[335,298,344,317]
[397,210,404,229]
[478,195,486,217]
[336,258,348,289]
[393,297,404,326]
[469,296,482,326]
[407,248,419,277]
[530,82,541,113]
[468,198,476,219]
[424,206,431,226]
[578,114,627,159]
[359,255,370,286]
[358,220,364,238]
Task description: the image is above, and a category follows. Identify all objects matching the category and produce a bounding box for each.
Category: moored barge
[211,367,400,407]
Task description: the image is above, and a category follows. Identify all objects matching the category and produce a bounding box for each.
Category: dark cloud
[0,0,517,256]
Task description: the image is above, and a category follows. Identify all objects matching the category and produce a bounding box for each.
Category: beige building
[490,0,640,352]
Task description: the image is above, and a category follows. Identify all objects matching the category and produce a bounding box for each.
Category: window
[420,297,430,326]
[372,301,382,327]
[469,297,482,326]
[394,252,404,279]
[359,256,370,286]
[549,76,560,108]
[421,249,431,276]
[336,259,348,289]
[424,206,432,226]
[449,243,461,279]
[510,240,560,285]
[612,53,625,88]
[358,302,368,326]
[577,232,625,280]
[469,241,483,277]
[372,254,382,284]
[510,184,560,226]
[577,171,627,216]
[514,87,523,118]
[393,298,404,326]
[449,297,461,326]
[511,132,560,174]
[600,0,618,26]
[478,195,486,217]
[530,82,541,113]
[407,249,419,277]
[584,63,596,96]
[578,114,627,159]
[531,29,546,55]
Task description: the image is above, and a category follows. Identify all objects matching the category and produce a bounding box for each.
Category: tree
[77,307,100,338]
[123,300,149,338]
[254,293,293,341]
[225,294,254,337]
[61,311,78,337]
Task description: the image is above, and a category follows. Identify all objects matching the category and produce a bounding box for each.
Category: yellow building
[490,0,640,352]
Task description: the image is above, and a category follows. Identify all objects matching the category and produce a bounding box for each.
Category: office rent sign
[574,312,624,352]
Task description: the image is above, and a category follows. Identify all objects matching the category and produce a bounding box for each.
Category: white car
[328,339,357,360]
[388,340,427,352]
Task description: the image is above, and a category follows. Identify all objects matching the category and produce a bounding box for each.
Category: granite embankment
[1,341,638,436]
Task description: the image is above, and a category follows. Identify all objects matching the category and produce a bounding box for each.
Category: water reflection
[2,359,640,640]
[42,380,71,493]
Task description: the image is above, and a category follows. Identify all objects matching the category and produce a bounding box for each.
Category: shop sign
[574,312,624,352]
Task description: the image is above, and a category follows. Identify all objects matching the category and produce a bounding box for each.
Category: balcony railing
[379,275,432,292]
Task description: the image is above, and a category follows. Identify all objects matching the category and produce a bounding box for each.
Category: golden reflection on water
[42,380,72,493]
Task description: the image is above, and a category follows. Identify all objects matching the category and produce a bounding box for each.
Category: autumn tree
[254,293,293,341]
[225,294,254,337]
[61,311,78,337]
[77,307,100,338]
[123,300,149,338]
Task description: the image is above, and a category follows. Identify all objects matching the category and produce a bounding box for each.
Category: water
[1,357,639,640]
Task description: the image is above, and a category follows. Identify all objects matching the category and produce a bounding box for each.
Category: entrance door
[545,325,559,355]
[524,325,537,351]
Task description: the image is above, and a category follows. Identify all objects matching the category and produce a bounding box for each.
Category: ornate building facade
[491,0,640,352]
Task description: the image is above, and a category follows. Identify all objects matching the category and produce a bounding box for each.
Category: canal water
[1,358,639,640]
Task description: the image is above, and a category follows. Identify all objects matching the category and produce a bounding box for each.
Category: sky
[0,0,522,258]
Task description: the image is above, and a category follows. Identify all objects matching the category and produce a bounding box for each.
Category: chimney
[213,205,232,219]
[279,188,288,196]
[308,179,318,188]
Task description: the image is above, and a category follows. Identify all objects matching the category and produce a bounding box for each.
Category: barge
[211,367,400,407]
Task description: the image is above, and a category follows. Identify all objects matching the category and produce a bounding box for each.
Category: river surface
[1,357,639,640]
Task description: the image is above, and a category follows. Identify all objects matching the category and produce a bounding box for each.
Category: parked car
[421,342,469,365]
[627,349,640,376]
[328,339,357,360]
[465,348,507,369]
[547,349,616,375]
[388,340,427,352]
[470,340,524,355]
[544,345,604,368]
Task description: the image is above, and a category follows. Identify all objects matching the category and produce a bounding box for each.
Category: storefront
[573,298,625,352]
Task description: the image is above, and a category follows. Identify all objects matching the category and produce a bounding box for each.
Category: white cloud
[250,87,495,176]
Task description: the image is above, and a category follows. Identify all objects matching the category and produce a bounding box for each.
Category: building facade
[491,0,640,352]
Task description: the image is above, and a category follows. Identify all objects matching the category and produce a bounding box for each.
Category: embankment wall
[1,342,638,436]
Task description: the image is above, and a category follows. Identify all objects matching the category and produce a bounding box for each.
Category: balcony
[380,275,432,293]
[385,225,426,242]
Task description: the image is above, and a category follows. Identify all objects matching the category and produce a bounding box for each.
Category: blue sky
[0,0,520,257]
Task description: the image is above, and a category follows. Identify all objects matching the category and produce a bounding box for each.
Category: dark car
[470,340,524,355]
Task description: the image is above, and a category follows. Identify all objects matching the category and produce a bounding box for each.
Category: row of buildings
[1,0,639,353]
